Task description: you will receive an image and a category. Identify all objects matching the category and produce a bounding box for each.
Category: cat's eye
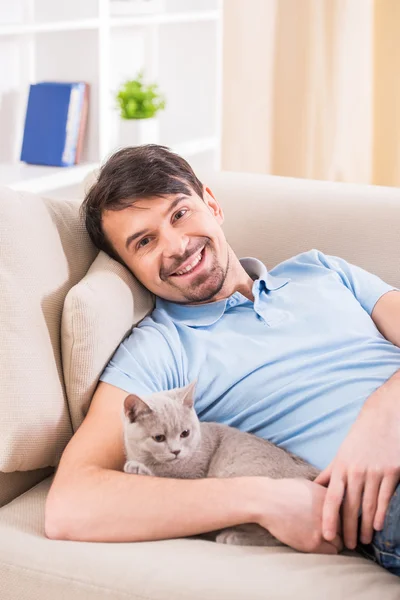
[153,435,166,443]
[180,430,190,438]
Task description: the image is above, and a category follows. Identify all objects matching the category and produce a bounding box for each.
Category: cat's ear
[181,379,197,409]
[124,394,153,423]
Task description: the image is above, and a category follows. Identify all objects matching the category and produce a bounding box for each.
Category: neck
[212,248,255,302]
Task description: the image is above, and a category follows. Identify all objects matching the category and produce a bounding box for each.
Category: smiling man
[45,145,400,576]
[96,168,250,307]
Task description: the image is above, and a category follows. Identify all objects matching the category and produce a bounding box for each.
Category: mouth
[169,246,206,279]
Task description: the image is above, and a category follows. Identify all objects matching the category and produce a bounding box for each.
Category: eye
[173,209,187,221]
[152,434,166,443]
[137,237,151,249]
[180,430,190,438]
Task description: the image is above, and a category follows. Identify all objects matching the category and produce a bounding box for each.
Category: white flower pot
[118,117,159,147]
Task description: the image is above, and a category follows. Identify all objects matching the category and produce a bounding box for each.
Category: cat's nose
[172,450,181,457]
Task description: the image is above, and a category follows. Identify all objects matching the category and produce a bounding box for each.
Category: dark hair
[81,144,204,261]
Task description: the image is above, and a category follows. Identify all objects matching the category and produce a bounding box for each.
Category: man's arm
[44,382,341,554]
[316,369,400,548]
[302,259,400,548]
[371,290,400,347]
[45,381,259,542]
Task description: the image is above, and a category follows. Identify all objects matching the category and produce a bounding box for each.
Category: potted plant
[115,71,166,147]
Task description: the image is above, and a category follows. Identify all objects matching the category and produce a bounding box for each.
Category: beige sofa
[1,170,400,599]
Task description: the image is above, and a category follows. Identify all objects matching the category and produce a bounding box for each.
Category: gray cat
[122,380,319,547]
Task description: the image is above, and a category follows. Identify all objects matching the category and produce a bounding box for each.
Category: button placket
[253,297,268,325]
[257,286,289,327]
[256,312,268,326]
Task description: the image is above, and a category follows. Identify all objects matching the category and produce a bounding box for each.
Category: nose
[172,450,181,457]
[161,228,189,259]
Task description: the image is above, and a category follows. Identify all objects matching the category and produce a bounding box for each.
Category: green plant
[116,71,166,119]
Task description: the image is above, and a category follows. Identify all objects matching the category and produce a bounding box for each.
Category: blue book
[20,82,86,167]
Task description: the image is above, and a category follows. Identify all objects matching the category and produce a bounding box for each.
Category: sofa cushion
[0,468,53,508]
[0,477,398,600]
[61,251,154,432]
[0,186,97,472]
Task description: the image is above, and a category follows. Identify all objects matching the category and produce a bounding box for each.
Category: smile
[171,246,205,277]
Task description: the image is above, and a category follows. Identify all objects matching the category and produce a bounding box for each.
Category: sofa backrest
[206,171,400,288]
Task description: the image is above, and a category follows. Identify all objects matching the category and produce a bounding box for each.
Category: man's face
[102,186,230,304]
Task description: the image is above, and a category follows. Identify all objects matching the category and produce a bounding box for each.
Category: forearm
[45,466,266,543]
[362,368,400,412]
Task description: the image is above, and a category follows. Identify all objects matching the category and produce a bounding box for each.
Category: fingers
[374,476,398,531]
[330,532,344,553]
[320,541,340,555]
[360,472,381,544]
[342,471,364,549]
[315,465,332,487]
[322,475,345,541]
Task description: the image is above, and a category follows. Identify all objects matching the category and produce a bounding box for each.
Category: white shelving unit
[0,162,99,193]
[0,0,223,195]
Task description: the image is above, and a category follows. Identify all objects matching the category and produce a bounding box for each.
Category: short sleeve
[99,315,182,396]
[316,250,398,315]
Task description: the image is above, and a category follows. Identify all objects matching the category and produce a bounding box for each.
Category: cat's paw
[215,528,245,546]
[216,525,279,547]
[123,460,153,476]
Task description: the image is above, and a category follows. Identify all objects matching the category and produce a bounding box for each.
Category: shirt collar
[240,257,291,291]
[155,257,290,327]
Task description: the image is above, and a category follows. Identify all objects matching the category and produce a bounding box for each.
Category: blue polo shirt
[100,249,399,470]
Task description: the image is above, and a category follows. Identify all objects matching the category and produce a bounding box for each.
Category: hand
[257,478,343,554]
[315,391,400,550]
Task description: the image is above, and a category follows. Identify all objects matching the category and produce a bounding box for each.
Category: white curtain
[222,0,400,187]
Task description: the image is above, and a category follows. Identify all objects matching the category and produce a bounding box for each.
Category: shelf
[0,19,100,36]
[0,10,220,37]
[110,10,221,28]
[0,1,222,169]
[1,163,99,193]
[0,136,216,193]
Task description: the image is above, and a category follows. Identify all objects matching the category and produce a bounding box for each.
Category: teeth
[174,249,203,276]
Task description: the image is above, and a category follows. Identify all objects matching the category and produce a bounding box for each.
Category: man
[45,145,400,576]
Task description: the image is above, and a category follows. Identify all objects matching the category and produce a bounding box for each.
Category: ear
[203,185,224,226]
[180,380,197,409]
[124,394,153,423]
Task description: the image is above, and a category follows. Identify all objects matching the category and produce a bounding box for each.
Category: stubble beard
[170,244,230,305]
